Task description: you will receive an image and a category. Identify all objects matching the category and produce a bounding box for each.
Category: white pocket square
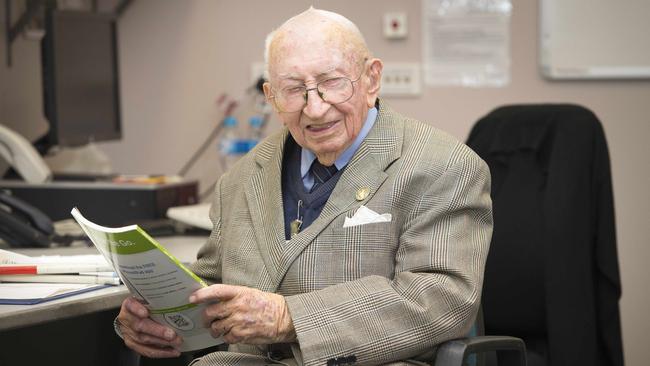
[343,205,392,228]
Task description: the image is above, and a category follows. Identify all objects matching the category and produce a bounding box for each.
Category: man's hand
[189,284,296,345]
[116,297,183,358]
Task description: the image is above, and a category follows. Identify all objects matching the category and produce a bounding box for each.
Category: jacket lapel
[245,102,404,291]
[278,102,404,286]
[244,130,289,289]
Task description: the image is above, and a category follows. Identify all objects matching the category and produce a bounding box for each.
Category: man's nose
[302,87,329,117]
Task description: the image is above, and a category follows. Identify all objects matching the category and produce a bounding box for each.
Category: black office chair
[466,104,624,366]
[431,308,527,366]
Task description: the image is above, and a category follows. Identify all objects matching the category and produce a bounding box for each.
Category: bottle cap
[249,115,263,128]
[223,116,237,127]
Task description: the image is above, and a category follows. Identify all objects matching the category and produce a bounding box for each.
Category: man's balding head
[261,8,383,166]
[264,8,371,82]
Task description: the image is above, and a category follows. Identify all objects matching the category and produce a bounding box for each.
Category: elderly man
[116,8,492,366]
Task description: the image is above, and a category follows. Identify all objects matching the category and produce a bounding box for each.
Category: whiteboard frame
[539,0,650,80]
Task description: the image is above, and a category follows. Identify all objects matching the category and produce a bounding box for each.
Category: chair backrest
[466,104,624,366]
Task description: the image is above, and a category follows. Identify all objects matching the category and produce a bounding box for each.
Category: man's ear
[365,58,383,108]
[263,82,273,102]
[263,82,279,112]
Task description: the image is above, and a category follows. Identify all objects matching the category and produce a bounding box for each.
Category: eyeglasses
[269,64,366,113]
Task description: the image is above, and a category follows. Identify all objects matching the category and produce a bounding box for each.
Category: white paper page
[0,249,109,266]
[0,283,94,300]
[423,0,512,87]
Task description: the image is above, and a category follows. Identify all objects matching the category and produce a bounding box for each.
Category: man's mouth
[307,121,338,133]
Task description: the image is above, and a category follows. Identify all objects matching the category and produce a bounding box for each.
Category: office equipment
[0,190,54,248]
[0,178,198,226]
[540,0,650,79]
[0,124,52,183]
[467,104,623,366]
[166,202,212,230]
[38,9,122,152]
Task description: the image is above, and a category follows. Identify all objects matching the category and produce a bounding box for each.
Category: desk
[0,236,208,366]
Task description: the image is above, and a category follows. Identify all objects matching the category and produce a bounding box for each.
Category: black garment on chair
[466,104,624,366]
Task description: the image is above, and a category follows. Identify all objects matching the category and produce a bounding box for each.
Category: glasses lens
[274,77,354,112]
[276,86,306,112]
[319,77,353,104]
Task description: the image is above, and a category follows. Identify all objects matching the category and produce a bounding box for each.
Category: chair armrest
[433,335,526,366]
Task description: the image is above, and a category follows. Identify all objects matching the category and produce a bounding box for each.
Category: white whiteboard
[539,0,650,79]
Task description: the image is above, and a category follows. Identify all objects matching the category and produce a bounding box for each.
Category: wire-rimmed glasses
[269,66,366,113]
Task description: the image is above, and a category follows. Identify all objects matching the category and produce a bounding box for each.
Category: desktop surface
[0,284,128,331]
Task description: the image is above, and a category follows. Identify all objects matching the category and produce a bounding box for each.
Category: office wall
[0,1,49,175]
[1,1,649,364]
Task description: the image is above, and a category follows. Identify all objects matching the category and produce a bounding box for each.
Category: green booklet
[71,208,223,352]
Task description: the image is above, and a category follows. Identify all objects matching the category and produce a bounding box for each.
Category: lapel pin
[355,187,370,201]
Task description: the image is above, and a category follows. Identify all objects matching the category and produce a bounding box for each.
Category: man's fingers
[189,285,294,345]
[123,328,181,349]
[118,298,179,343]
[123,296,149,318]
[117,296,185,359]
[121,318,183,359]
[131,317,180,343]
[215,320,265,345]
[124,338,181,359]
[203,302,233,326]
[209,318,239,341]
[190,284,242,304]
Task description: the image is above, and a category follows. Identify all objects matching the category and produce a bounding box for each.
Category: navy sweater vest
[282,138,344,239]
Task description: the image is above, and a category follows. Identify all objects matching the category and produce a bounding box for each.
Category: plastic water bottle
[216,81,269,171]
[248,115,264,147]
[218,116,241,170]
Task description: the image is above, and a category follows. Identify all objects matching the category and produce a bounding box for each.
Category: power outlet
[380,63,421,97]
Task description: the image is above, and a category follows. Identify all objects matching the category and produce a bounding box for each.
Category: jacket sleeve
[285,146,493,366]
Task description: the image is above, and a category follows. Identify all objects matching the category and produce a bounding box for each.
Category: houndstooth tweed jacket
[191,101,492,366]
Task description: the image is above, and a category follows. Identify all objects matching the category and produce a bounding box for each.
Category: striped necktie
[309,160,338,193]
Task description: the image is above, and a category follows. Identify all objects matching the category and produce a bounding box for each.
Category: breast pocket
[316,214,399,280]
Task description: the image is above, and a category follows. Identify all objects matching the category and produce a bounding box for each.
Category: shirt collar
[300,106,378,179]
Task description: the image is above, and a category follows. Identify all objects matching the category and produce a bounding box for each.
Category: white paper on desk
[0,248,109,266]
[343,205,392,228]
[0,283,97,300]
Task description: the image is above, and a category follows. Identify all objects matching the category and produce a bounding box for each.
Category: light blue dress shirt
[300,107,378,190]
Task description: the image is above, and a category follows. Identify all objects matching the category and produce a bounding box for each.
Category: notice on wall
[422,0,512,87]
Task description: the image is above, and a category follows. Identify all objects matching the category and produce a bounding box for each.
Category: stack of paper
[0,283,110,305]
[0,249,120,286]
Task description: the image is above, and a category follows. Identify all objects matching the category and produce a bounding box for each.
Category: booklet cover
[71,207,222,352]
